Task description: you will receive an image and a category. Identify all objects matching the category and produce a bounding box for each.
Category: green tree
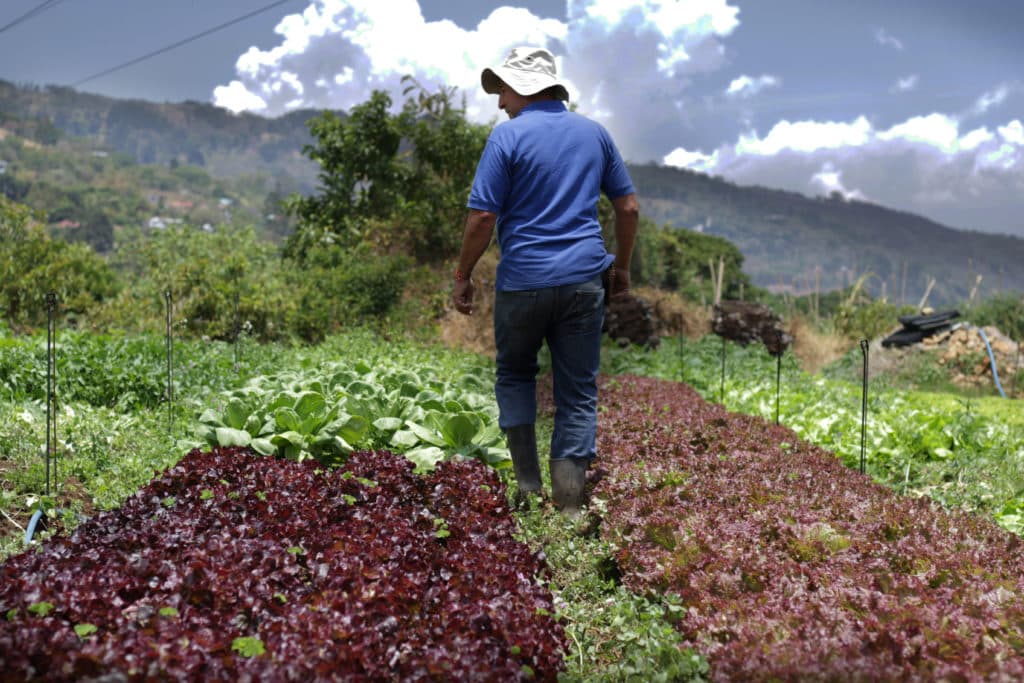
[0,197,118,331]
[284,91,405,260]
[285,82,489,263]
[395,77,490,261]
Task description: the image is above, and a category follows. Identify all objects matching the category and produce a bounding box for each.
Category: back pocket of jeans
[496,289,539,330]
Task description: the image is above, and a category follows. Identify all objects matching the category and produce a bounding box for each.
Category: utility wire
[0,0,67,35]
[71,0,299,88]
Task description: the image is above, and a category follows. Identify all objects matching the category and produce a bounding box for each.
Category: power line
[71,0,299,88]
[0,0,68,35]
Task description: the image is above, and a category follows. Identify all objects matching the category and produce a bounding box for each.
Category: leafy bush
[0,197,118,331]
[285,83,489,265]
[285,243,411,343]
[832,298,909,340]
[968,291,1024,339]
[101,224,291,341]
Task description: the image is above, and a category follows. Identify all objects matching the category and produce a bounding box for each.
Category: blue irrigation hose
[23,508,66,545]
[968,325,1007,398]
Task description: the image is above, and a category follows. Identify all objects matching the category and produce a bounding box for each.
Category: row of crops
[604,336,1024,535]
[1,327,1023,679]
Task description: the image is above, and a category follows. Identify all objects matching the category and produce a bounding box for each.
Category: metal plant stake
[165,290,174,435]
[859,339,869,474]
[46,292,57,496]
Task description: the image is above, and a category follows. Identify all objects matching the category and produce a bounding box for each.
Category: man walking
[452,46,639,517]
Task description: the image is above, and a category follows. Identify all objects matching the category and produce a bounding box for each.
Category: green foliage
[514,470,708,683]
[285,82,489,264]
[0,197,118,331]
[196,359,508,471]
[73,623,98,638]
[285,242,410,343]
[231,636,265,657]
[102,224,290,341]
[285,91,405,258]
[393,77,490,261]
[967,291,1024,339]
[832,298,910,341]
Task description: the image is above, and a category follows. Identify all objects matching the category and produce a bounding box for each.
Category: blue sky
[0,0,1021,238]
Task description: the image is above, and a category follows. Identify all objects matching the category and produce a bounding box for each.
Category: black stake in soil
[45,292,57,496]
[774,330,783,425]
[678,328,684,383]
[165,290,173,435]
[720,336,727,405]
[1013,343,1020,399]
[859,339,869,474]
[233,290,240,372]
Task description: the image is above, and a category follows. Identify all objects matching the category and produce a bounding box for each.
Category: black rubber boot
[506,424,542,503]
[550,457,588,518]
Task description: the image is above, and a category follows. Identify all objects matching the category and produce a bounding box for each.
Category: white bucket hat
[481,46,569,101]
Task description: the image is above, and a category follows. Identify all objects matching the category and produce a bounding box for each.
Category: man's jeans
[494,275,604,461]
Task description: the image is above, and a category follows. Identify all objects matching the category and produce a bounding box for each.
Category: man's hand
[608,266,631,300]
[452,209,496,316]
[609,193,638,301]
[453,278,475,315]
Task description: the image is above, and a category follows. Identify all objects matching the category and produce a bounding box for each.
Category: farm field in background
[1,327,1022,679]
[603,335,1024,535]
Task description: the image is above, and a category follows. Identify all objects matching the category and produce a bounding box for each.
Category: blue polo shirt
[467,100,635,292]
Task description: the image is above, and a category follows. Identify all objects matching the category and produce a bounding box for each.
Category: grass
[508,417,709,682]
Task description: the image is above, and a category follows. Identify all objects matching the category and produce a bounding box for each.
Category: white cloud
[961,127,995,151]
[810,162,865,200]
[215,80,268,114]
[662,146,719,172]
[1001,120,1024,145]
[664,108,1024,233]
[891,74,918,93]
[968,85,1011,117]
[873,27,904,50]
[214,0,567,121]
[214,0,740,162]
[725,74,779,98]
[879,113,960,152]
[734,117,873,155]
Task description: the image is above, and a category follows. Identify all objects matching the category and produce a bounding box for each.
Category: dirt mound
[927,325,1021,390]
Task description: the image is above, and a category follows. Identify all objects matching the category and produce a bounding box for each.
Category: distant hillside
[0,110,295,250]
[0,80,319,191]
[628,164,1024,305]
[3,81,1021,306]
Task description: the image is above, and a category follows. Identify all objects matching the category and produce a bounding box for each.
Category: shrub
[968,291,1024,339]
[285,243,411,343]
[0,197,118,332]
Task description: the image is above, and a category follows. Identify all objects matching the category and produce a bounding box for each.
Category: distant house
[54,219,80,229]
[91,150,109,158]
[168,199,194,211]
[148,216,184,229]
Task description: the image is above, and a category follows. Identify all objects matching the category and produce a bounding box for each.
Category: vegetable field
[0,447,563,680]
[589,375,1024,680]
[1,328,1023,680]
